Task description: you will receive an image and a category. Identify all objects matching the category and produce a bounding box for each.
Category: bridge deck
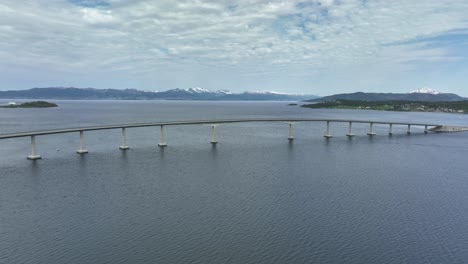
[0,118,442,140]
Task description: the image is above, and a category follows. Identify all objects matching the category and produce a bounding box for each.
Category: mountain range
[1,87,466,102]
[0,87,317,101]
[306,90,466,102]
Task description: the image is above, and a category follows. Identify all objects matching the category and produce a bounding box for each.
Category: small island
[301,100,468,113]
[0,101,58,108]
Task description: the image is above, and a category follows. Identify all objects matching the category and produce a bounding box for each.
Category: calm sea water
[1,100,468,264]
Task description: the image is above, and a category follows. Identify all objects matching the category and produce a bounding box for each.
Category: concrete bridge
[0,118,448,160]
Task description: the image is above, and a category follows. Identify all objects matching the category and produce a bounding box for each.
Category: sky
[1,0,468,96]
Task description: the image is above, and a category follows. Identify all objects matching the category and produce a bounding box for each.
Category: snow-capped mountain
[0,87,317,101]
[185,87,213,93]
[411,88,441,95]
[247,90,288,95]
[168,87,232,95]
[157,87,312,100]
[215,89,232,95]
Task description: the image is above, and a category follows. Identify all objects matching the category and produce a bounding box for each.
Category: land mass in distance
[0,87,316,101]
[0,101,58,108]
[301,100,468,114]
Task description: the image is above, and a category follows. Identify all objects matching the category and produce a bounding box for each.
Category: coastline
[301,100,468,114]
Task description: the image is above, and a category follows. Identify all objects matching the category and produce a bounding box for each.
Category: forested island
[0,101,58,108]
[301,100,468,113]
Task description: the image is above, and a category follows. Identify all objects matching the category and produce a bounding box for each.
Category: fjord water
[1,100,468,263]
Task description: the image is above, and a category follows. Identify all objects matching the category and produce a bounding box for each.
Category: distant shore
[301,100,468,114]
[0,101,58,108]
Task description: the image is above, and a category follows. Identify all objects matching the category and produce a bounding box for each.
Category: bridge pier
[346,122,355,137]
[389,124,393,135]
[119,128,129,150]
[287,122,295,140]
[210,125,218,144]
[158,125,167,147]
[324,121,332,138]
[424,125,428,133]
[407,124,411,134]
[27,135,41,160]
[367,123,376,136]
[76,131,88,154]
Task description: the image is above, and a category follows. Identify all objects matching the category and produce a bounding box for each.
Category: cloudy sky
[1,0,468,95]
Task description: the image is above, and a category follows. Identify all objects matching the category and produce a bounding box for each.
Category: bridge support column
[367,123,376,136]
[211,125,218,144]
[389,124,393,135]
[288,122,294,140]
[407,124,411,134]
[424,125,428,133]
[324,121,332,138]
[76,131,88,154]
[158,125,167,147]
[346,122,355,137]
[119,128,129,150]
[27,135,41,160]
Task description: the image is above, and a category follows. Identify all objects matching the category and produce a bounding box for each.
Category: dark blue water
[1,100,468,263]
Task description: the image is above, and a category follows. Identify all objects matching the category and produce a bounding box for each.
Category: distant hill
[302,99,468,113]
[0,87,155,100]
[0,87,318,101]
[0,100,58,108]
[306,92,466,102]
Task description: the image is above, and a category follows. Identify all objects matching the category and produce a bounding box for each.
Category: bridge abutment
[27,135,41,160]
[119,128,129,150]
[324,121,333,138]
[367,123,376,136]
[288,122,295,140]
[76,131,88,154]
[158,125,167,147]
[211,125,218,144]
[346,122,355,137]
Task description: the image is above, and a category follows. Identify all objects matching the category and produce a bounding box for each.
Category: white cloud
[0,0,468,93]
[81,8,116,24]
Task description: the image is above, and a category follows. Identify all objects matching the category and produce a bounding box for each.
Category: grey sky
[1,0,468,96]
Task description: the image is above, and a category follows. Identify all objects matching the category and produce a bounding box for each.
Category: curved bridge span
[0,118,444,160]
